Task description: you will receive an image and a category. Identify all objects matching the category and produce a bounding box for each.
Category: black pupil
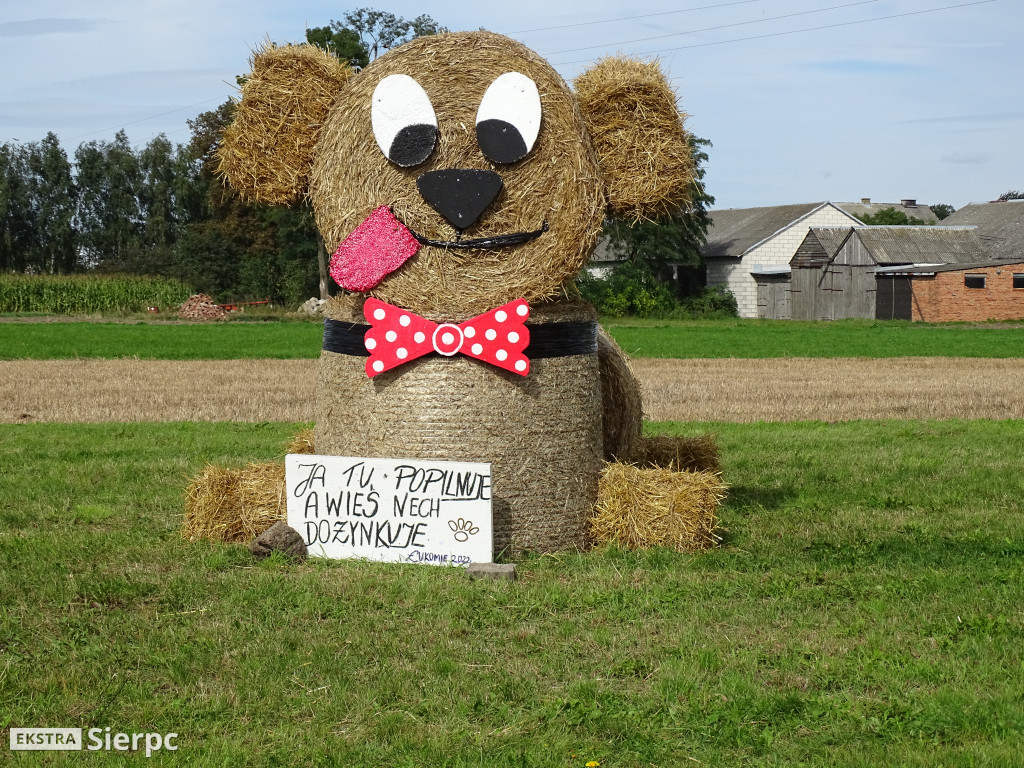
[389,124,438,167]
[476,119,529,165]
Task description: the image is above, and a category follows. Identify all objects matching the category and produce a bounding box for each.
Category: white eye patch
[475,72,541,164]
[371,74,438,167]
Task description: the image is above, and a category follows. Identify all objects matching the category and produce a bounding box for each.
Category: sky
[0,0,1020,210]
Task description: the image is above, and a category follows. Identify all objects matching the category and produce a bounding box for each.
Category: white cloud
[0,18,103,37]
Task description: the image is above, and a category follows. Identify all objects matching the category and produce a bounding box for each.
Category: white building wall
[708,205,860,318]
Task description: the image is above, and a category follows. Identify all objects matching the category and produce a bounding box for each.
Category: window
[964,274,986,289]
[1014,274,1024,289]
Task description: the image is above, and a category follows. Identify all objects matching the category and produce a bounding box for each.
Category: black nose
[416,169,503,230]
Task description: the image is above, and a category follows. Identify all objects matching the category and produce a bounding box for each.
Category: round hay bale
[634,434,720,474]
[574,57,693,222]
[591,463,725,552]
[598,326,642,461]
[219,44,352,206]
[315,294,603,557]
[183,462,285,543]
[309,31,606,316]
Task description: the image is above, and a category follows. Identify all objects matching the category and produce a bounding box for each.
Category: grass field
[2,420,1022,766]
[3,317,1024,360]
[0,319,324,360]
[605,318,1024,359]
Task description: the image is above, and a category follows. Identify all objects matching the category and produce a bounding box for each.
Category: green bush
[676,285,738,318]
[0,273,193,314]
[577,263,737,319]
[577,261,677,317]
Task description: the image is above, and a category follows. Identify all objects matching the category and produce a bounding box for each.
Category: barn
[703,202,861,318]
[789,226,991,321]
[702,200,941,319]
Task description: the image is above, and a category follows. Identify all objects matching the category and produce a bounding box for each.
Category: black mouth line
[408,221,548,250]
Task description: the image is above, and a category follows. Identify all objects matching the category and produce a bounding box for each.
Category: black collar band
[323,314,596,360]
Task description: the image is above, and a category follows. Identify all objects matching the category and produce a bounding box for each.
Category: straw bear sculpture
[219,31,696,556]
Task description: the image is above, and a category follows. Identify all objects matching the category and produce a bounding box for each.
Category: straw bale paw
[592,463,726,553]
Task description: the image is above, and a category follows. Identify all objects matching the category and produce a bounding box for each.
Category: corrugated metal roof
[876,259,1024,275]
[810,227,853,258]
[940,201,1024,261]
[835,201,940,224]
[854,226,989,265]
[703,202,829,258]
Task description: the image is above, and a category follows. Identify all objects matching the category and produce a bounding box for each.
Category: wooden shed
[789,228,859,320]
[791,226,990,320]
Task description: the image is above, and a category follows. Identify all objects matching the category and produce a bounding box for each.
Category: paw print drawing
[449,518,480,543]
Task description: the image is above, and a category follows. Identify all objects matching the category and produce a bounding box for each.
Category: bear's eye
[476,72,541,165]
[371,74,438,167]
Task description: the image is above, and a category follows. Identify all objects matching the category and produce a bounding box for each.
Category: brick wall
[912,262,1024,322]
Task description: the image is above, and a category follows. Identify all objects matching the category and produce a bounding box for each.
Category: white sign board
[285,454,492,567]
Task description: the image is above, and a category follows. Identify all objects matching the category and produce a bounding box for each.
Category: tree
[138,136,180,252]
[596,135,716,301]
[74,130,143,269]
[339,8,447,61]
[173,102,266,298]
[409,14,447,38]
[0,142,34,272]
[855,207,929,226]
[997,190,1024,201]
[305,25,369,68]
[930,203,955,220]
[26,133,78,273]
[172,101,321,305]
[0,135,79,274]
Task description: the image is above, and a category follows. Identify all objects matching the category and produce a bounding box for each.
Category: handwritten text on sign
[285,454,493,567]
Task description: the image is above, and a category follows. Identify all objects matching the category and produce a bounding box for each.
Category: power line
[552,0,999,66]
[508,0,763,35]
[65,95,227,142]
[547,0,883,56]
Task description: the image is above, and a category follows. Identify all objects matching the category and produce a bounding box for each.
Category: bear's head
[220,31,692,316]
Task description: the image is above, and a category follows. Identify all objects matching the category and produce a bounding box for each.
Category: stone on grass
[298,297,326,315]
[249,521,308,561]
[466,562,517,581]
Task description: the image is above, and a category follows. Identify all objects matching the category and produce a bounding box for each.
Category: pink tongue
[329,206,421,292]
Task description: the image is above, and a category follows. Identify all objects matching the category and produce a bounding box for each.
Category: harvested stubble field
[4,356,1023,423]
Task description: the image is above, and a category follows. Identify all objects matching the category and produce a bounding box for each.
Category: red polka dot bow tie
[363,297,531,378]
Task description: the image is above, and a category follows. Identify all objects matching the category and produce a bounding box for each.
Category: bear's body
[316,296,601,555]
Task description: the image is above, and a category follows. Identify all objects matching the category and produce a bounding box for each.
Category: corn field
[0,274,192,314]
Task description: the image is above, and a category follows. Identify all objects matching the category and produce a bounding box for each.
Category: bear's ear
[218,44,352,206]
[574,58,694,222]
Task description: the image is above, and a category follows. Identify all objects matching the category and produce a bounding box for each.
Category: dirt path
[3,357,1023,424]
